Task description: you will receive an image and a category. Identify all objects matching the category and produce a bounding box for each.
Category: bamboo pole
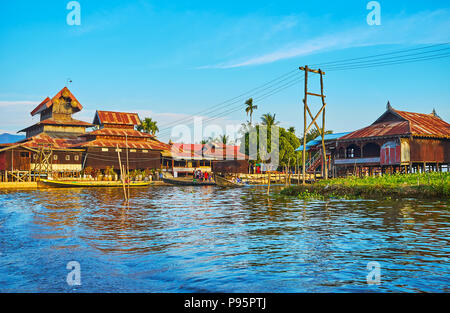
[302,66,308,185]
[126,135,130,201]
[117,145,127,203]
[267,171,271,195]
[319,70,328,180]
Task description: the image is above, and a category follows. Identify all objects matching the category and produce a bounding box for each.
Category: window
[33,154,38,160]
[130,149,136,153]
[142,150,148,153]
[102,148,109,152]
[53,155,58,161]
[74,155,79,161]
[66,155,70,161]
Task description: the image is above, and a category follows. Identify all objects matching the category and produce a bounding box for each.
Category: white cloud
[0,101,39,107]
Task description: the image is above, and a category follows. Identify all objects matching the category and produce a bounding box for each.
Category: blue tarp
[296,132,351,151]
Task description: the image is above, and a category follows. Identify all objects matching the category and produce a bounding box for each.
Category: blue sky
[0,0,449,142]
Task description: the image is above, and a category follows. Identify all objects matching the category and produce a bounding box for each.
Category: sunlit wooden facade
[333,103,450,176]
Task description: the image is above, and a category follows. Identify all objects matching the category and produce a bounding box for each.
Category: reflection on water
[0,186,448,292]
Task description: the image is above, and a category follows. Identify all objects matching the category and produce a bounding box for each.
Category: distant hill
[0,133,25,144]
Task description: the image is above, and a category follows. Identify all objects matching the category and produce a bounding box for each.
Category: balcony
[335,157,380,165]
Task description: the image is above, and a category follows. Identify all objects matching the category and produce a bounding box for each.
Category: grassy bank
[281,172,450,200]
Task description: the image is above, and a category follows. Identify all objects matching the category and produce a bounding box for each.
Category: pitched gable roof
[93,111,141,126]
[341,105,450,140]
[30,87,83,116]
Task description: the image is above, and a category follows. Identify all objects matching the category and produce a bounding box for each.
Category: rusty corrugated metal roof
[75,139,167,151]
[81,128,154,138]
[20,133,86,150]
[169,142,247,159]
[94,111,141,126]
[31,97,51,116]
[393,109,450,138]
[341,107,450,140]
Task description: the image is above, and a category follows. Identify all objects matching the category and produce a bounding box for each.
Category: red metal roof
[75,139,167,150]
[30,97,51,116]
[393,109,450,138]
[81,128,154,139]
[169,142,247,159]
[94,111,141,126]
[30,87,83,116]
[341,107,450,140]
[21,133,86,150]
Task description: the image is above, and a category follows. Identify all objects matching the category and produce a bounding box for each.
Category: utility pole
[35,143,54,180]
[299,65,328,183]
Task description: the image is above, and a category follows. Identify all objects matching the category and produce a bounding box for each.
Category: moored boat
[214,174,246,187]
[40,179,152,188]
[162,177,216,186]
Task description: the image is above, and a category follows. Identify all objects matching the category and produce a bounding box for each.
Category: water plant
[281,172,450,200]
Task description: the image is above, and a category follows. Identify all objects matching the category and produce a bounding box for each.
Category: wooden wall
[409,138,450,163]
[212,160,249,173]
[83,147,161,170]
[0,149,31,171]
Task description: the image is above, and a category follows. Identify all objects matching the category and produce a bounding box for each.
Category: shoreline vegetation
[281,172,450,200]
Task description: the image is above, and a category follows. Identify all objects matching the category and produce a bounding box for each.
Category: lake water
[0,186,448,292]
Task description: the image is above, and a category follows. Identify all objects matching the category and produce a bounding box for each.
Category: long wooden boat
[162,177,216,186]
[40,179,152,188]
[214,175,246,188]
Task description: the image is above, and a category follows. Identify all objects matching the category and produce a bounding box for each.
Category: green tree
[260,113,280,128]
[287,126,295,133]
[245,98,258,125]
[239,123,302,173]
[137,117,159,135]
[300,128,333,144]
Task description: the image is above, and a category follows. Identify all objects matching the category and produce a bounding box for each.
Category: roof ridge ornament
[386,101,393,111]
[431,108,442,119]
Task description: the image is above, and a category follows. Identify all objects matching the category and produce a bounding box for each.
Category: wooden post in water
[302,66,308,185]
[319,70,328,180]
[267,171,271,195]
[117,145,127,203]
[126,134,130,201]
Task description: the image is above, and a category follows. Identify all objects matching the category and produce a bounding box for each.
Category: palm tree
[260,113,279,128]
[218,134,231,145]
[301,128,333,143]
[137,117,159,135]
[245,98,258,125]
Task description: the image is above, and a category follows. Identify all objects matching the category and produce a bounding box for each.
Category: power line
[325,52,450,71]
[157,75,304,136]
[156,68,299,129]
[153,43,450,140]
[310,42,450,67]
[321,46,450,69]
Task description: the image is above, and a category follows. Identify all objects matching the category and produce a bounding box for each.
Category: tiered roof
[77,110,170,151]
[20,87,93,135]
